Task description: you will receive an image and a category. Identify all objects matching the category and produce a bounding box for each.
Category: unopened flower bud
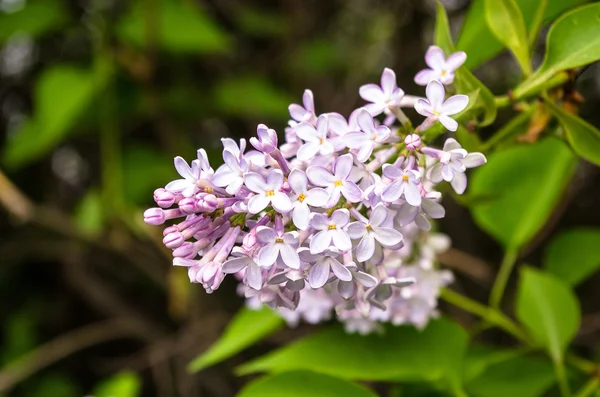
[178,197,199,214]
[163,232,184,249]
[154,188,175,208]
[144,208,165,225]
[404,134,421,150]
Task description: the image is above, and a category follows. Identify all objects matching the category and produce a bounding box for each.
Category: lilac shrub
[144,46,486,333]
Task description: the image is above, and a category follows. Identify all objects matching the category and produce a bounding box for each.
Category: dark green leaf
[235,7,288,37]
[545,100,600,167]
[237,371,378,397]
[237,318,468,389]
[3,64,110,168]
[484,0,531,75]
[92,371,141,397]
[515,3,600,98]
[469,138,576,249]
[516,267,581,364]
[0,0,67,44]
[545,228,600,286]
[122,145,175,205]
[457,0,588,70]
[188,307,284,372]
[214,76,294,120]
[117,0,231,54]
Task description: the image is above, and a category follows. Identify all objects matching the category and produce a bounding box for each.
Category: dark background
[1,0,600,395]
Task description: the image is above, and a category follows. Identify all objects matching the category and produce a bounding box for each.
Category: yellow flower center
[334,180,343,187]
[441,69,448,77]
[204,186,214,194]
[298,193,306,202]
[275,237,284,243]
[366,225,372,231]
[402,175,409,182]
[266,190,275,197]
[328,224,337,230]
[433,110,440,117]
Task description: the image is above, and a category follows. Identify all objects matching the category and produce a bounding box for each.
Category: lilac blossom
[347,204,404,262]
[381,164,422,206]
[359,68,405,117]
[245,170,292,214]
[288,169,329,230]
[414,46,467,86]
[211,148,249,195]
[344,109,391,161]
[299,248,352,288]
[307,154,362,206]
[309,209,352,254]
[414,80,469,132]
[288,89,316,125]
[295,115,335,161]
[256,226,300,269]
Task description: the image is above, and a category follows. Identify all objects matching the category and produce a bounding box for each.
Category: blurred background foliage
[1,0,600,396]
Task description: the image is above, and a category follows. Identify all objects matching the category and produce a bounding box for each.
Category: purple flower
[414,80,468,132]
[337,263,378,300]
[344,108,391,162]
[309,209,352,254]
[223,248,264,290]
[347,204,404,262]
[289,89,317,124]
[288,169,329,230]
[165,156,201,197]
[381,164,422,206]
[250,124,278,153]
[211,149,249,195]
[299,248,352,289]
[256,226,300,269]
[359,68,405,117]
[306,154,362,206]
[422,138,486,194]
[404,134,421,150]
[414,46,467,86]
[395,191,446,231]
[244,170,292,214]
[295,115,335,161]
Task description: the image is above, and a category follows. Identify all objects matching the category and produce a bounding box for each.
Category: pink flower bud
[154,188,175,208]
[178,197,199,214]
[144,208,165,225]
[404,134,421,150]
[163,232,184,249]
[173,242,198,259]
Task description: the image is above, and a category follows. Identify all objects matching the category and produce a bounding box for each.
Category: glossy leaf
[0,0,67,44]
[3,65,109,168]
[237,371,378,397]
[484,0,531,74]
[92,371,141,397]
[465,349,555,397]
[188,307,284,372]
[545,228,600,286]
[469,138,576,249]
[237,318,468,388]
[545,100,600,167]
[434,2,497,126]
[117,0,231,54]
[515,3,600,98]
[516,267,581,364]
[457,0,588,70]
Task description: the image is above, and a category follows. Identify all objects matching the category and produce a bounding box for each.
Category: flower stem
[573,377,600,397]
[489,248,519,309]
[555,362,572,397]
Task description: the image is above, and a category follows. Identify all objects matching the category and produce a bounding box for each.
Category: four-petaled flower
[288,169,329,230]
[256,226,300,269]
[295,114,335,161]
[347,204,404,262]
[359,68,405,117]
[307,154,362,206]
[381,164,422,206]
[289,89,317,125]
[211,148,249,195]
[299,248,352,289]
[345,108,391,162]
[222,248,263,290]
[414,45,467,86]
[245,170,292,214]
[414,80,468,132]
[309,209,352,254]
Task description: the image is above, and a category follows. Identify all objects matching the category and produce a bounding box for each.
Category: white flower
[256,226,300,269]
[344,108,391,162]
[347,204,404,262]
[414,80,469,132]
[308,209,352,254]
[288,169,329,230]
[380,164,422,206]
[295,114,335,161]
[244,170,292,214]
[414,46,467,86]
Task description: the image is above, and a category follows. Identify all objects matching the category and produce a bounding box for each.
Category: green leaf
[515,3,600,98]
[457,0,588,70]
[92,371,141,397]
[188,307,284,372]
[544,228,600,286]
[545,100,600,167]
[465,350,555,397]
[214,76,294,120]
[434,2,497,126]
[237,371,378,397]
[74,190,104,237]
[469,138,576,249]
[235,7,288,38]
[3,64,110,168]
[122,145,174,205]
[455,126,482,153]
[0,0,68,44]
[237,318,468,389]
[117,0,231,54]
[484,0,531,75]
[515,267,581,364]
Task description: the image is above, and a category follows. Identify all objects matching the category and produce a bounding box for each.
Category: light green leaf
[545,100,600,167]
[455,126,482,153]
[515,267,581,364]
[117,0,231,54]
[188,307,284,372]
[484,0,531,75]
[92,371,141,397]
[515,3,600,98]
[237,318,468,389]
[237,371,378,397]
[465,349,555,397]
[74,190,104,237]
[3,64,110,168]
[544,228,600,286]
[0,0,67,44]
[457,0,588,70]
[469,138,576,249]
[214,76,294,120]
[434,2,497,126]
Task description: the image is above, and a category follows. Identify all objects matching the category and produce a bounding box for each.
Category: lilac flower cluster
[144,46,486,332]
